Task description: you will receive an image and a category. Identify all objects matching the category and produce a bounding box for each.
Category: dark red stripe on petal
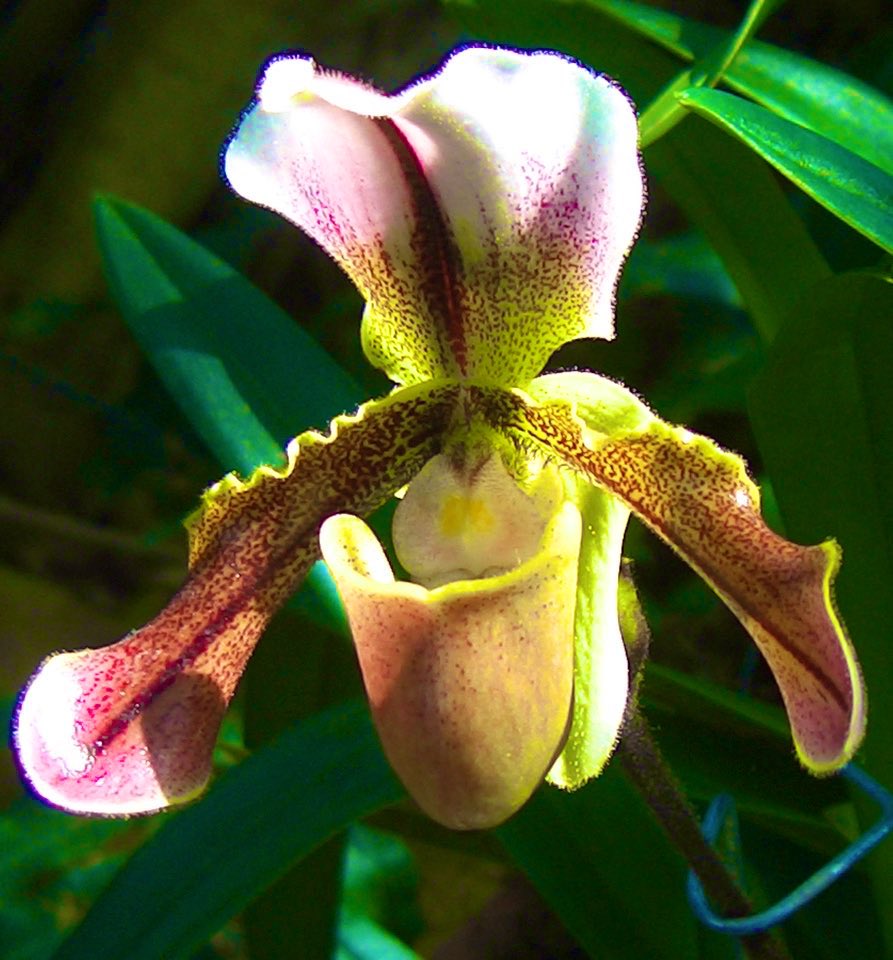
[87,547,315,754]
[92,384,458,753]
[579,433,849,715]
[374,119,468,376]
[13,385,460,814]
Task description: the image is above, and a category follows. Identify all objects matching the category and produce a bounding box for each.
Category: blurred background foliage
[1,0,891,958]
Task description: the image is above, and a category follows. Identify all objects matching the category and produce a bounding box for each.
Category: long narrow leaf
[587,0,893,172]
[51,701,402,960]
[646,115,829,344]
[95,195,358,628]
[498,764,704,960]
[645,665,850,854]
[94,195,364,476]
[748,271,893,946]
[678,87,893,253]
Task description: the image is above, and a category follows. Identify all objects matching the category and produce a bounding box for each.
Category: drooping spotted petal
[13,383,457,815]
[499,384,864,773]
[320,453,582,829]
[223,46,643,387]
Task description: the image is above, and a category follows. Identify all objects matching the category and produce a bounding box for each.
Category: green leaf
[645,663,787,740]
[338,828,422,960]
[743,820,885,960]
[340,825,421,940]
[725,43,893,176]
[0,797,144,960]
[587,0,893,173]
[748,270,893,946]
[94,194,360,629]
[645,115,830,344]
[643,665,851,855]
[677,87,893,253]
[93,195,364,477]
[51,701,403,960]
[621,232,740,307]
[498,763,705,960]
[685,0,776,89]
[638,67,696,148]
[337,916,421,960]
[241,611,358,960]
[636,0,772,149]
[637,0,778,148]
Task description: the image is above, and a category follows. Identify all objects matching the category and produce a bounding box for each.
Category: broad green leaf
[682,793,878,960]
[678,87,893,253]
[241,611,358,960]
[51,700,403,960]
[748,271,893,948]
[94,195,364,476]
[94,194,358,629]
[621,232,740,308]
[340,825,420,940]
[645,663,786,740]
[725,44,893,176]
[744,820,885,960]
[646,115,830,344]
[337,827,422,960]
[644,665,851,855]
[498,763,705,960]
[638,67,696,148]
[638,0,775,146]
[684,0,777,89]
[0,797,144,960]
[337,916,421,960]
[587,0,893,172]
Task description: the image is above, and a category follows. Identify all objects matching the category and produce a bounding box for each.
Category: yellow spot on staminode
[439,495,495,538]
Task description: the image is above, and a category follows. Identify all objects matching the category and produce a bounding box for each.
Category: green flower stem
[619,709,790,960]
[690,0,778,88]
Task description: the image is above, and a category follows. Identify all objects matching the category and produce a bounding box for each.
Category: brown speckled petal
[13,383,456,815]
[513,399,865,774]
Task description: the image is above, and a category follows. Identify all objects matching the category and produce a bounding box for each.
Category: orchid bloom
[13,46,865,831]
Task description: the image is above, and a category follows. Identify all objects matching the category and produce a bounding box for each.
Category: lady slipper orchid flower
[13,46,865,830]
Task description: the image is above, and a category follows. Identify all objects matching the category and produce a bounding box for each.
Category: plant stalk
[619,708,790,960]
